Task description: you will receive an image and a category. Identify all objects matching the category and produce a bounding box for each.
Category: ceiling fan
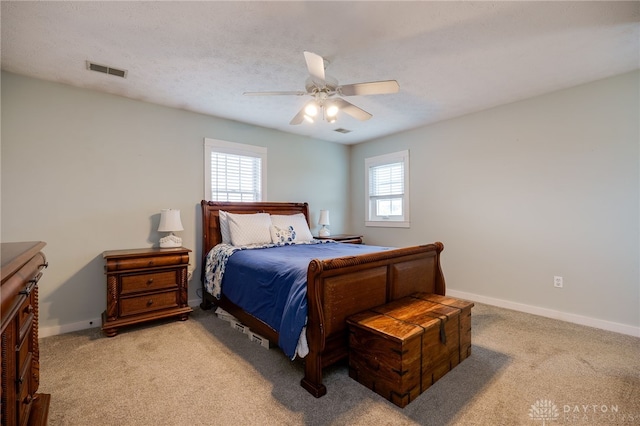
[243,51,400,125]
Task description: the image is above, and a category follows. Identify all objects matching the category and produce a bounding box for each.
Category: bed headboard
[200,200,310,260]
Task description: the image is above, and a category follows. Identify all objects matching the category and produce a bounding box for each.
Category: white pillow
[270,213,314,242]
[218,211,231,244]
[227,212,272,246]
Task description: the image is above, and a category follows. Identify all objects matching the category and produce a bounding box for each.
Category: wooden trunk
[347,293,473,408]
[412,292,474,361]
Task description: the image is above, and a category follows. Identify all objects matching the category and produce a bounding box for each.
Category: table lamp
[318,209,330,237]
[158,209,184,248]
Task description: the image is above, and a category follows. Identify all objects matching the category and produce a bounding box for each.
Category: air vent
[334,128,352,134]
[86,61,128,78]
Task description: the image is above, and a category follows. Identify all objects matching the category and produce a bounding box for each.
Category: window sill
[365,221,410,228]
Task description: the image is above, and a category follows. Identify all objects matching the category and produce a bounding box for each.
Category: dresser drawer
[16,325,33,385]
[17,351,34,423]
[105,254,187,272]
[17,296,34,345]
[120,291,178,317]
[121,271,178,295]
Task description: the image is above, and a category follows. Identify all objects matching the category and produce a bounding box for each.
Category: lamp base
[318,226,330,237]
[160,234,182,248]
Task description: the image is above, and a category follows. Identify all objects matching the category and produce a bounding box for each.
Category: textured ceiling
[2,1,638,144]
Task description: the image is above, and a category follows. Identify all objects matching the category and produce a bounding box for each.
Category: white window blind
[204,138,266,202]
[365,150,410,227]
[210,152,261,201]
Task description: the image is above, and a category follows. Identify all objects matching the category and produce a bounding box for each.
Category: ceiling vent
[334,128,352,134]
[86,61,127,78]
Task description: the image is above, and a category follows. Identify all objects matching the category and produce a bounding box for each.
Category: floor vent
[86,61,127,78]
[334,128,352,134]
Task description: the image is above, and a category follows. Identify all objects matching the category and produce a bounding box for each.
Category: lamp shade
[318,210,330,226]
[158,209,184,232]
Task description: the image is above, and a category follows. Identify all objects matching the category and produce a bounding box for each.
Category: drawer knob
[23,304,34,314]
[147,299,154,306]
[148,260,154,266]
[23,394,33,404]
[147,278,154,285]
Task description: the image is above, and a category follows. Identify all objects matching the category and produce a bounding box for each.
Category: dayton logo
[529,399,560,425]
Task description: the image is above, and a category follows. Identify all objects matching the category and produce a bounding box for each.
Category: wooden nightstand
[101,247,193,337]
[315,234,363,244]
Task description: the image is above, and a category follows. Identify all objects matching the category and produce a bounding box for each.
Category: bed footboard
[301,242,445,397]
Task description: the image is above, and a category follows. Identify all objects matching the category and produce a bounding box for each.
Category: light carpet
[38,303,640,425]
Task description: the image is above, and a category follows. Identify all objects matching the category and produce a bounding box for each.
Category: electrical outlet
[554,276,563,288]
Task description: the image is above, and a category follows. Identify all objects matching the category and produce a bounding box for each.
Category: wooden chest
[347,293,473,408]
[413,292,473,362]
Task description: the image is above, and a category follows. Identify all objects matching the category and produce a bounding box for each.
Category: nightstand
[101,247,193,337]
[315,234,363,244]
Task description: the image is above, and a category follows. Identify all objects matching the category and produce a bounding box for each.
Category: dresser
[101,247,193,337]
[1,241,50,426]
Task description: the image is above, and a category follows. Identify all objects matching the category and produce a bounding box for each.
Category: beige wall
[3,70,638,337]
[350,71,639,334]
[1,72,350,335]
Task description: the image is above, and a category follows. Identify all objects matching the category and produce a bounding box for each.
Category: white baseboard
[39,295,639,339]
[447,288,640,338]
[39,317,102,338]
[39,298,205,338]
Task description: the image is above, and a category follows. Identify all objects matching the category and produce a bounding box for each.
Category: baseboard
[40,295,638,339]
[39,299,204,338]
[447,289,640,338]
[39,317,102,338]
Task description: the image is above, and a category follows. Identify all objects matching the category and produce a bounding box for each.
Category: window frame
[365,150,410,228]
[204,138,267,202]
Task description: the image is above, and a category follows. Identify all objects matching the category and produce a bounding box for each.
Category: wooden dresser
[101,247,193,337]
[1,241,50,426]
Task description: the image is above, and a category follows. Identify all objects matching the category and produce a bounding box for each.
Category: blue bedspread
[212,242,391,359]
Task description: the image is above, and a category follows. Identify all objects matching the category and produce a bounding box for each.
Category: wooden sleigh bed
[200,200,446,397]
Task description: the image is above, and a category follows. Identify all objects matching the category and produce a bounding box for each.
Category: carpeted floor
[38,303,640,425]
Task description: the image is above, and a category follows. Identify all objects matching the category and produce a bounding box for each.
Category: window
[204,138,267,201]
[365,150,410,227]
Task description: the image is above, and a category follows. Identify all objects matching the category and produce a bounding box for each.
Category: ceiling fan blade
[338,80,399,96]
[243,91,306,96]
[333,98,372,121]
[304,51,325,84]
[289,105,307,125]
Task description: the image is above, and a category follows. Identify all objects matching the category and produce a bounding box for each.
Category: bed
[200,200,446,397]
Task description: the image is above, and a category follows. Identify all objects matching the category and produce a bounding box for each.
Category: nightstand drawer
[105,254,187,272]
[120,291,178,317]
[121,271,178,295]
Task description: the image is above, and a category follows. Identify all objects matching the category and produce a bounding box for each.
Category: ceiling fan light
[326,105,339,117]
[304,103,318,116]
